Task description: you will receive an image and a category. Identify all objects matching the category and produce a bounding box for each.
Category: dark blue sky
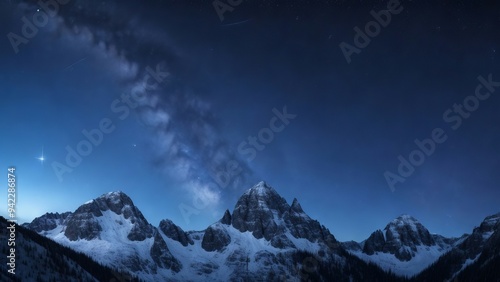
[1,0,499,241]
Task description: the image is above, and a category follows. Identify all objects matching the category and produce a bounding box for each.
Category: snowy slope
[344,215,458,277]
[414,212,500,281]
[28,192,180,281]
[49,210,159,275]
[157,221,328,281]
[27,182,343,281]
[349,244,449,277]
[25,181,500,281]
[0,216,132,282]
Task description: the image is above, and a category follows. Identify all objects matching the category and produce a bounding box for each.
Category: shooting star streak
[221,19,251,27]
[63,57,87,72]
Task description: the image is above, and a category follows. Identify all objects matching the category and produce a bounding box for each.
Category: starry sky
[1,0,499,242]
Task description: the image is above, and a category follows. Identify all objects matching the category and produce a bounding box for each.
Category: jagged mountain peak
[255,180,268,187]
[290,198,305,214]
[230,181,338,250]
[80,191,145,220]
[234,181,289,214]
[415,212,500,281]
[76,191,132,214]
[343,214,457,277]
[97,190,134,205]
[220,209,232,225]
[390,214,420,225]
[159,218,193,247]
[26,185,500,281]
[466,212,500,244]
[396,214,417,220]
[482,212,500,226]
[27,211,72,233]
[244,180,276,196]
[62,190,154,241]
[384,214,430,237]
[232,181,290,242]
[384,214,434,246]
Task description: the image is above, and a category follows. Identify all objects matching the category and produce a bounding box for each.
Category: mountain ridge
[24,181,500,281]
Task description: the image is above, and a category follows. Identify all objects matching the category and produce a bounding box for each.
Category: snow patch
[43,210,159,280]
[482,231,494,240]
[451,253,481,280]
[349,244,449,277]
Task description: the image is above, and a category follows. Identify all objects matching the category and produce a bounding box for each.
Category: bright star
[36,146,45,164]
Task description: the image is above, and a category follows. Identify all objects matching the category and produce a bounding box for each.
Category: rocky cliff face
[159,219,193,247]
[230,181,338,250]
[379,215,435,261]
[0,216,134,282]
[220,209,232,225]
[150,231,182,272]
[201,224,231,252]
[356,215,439,261]
[26,211,72,233]
[343,214,458,277]
[25,191,179,280]
[25,181,500,281]
[285,198,334,245]
[459,213,500,258]
[63,191,154,241]
[362,229,386,255]
[231,181,290,241]
[415,213,500,281]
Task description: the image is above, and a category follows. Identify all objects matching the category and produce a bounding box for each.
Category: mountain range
[4,181,499,281]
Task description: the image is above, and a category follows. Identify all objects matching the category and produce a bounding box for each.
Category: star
[36,146,45,165]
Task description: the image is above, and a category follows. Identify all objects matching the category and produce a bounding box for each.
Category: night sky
[1,0,499,242]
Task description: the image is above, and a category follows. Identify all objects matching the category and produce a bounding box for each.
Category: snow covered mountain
[162,181,344,281]
[24,181,500,281]
[230,181,339,250]
[26,181,398,281]
[23,211,71,233]
[0,216,135,282]
[343,215,462,277]
[415,212,500,281]
[26,191,181,280]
